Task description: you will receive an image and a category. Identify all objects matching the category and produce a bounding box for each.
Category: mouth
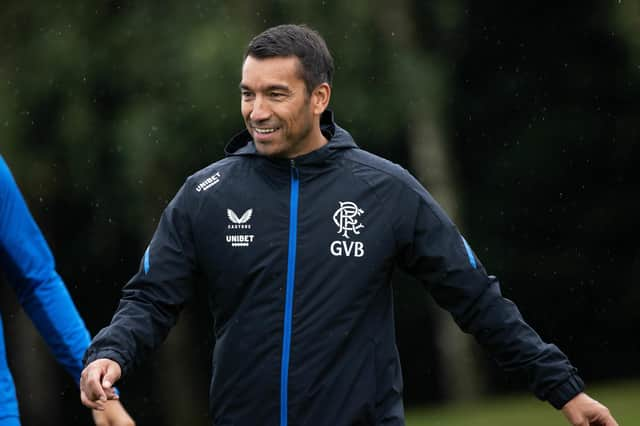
[253,127,279,135]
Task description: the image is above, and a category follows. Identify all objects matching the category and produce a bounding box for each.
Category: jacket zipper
[280,159,299,426]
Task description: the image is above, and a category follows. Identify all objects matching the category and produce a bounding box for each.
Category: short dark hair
[245,24,334,94]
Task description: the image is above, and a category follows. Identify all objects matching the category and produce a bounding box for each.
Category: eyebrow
[239,83,291,92]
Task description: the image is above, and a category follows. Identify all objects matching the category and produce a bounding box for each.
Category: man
[80,25,617,426]
[0,155,135,426]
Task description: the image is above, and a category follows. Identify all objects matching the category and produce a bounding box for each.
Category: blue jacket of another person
[0,155,91,425]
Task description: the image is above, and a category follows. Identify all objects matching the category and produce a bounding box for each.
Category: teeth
[254,128,277,134]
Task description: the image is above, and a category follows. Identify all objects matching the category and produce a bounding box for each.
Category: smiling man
[239,29,332,160]
[240,55,329,158]
[80,24,617,426]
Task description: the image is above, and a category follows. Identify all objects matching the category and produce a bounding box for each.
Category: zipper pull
[290,159,299,180]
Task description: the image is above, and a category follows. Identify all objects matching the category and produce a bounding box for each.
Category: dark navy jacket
[85,111,584,425]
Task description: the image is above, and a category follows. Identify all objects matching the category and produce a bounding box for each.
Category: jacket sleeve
[395,175,584,409]
[0,155,91,385]
[84,182,198,376]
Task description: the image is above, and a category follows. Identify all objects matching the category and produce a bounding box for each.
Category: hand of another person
[80,358,122,410]
[92,400,135,426]
[561,392,618,426]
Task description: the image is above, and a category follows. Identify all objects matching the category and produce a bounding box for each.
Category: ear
[311,83,331,115]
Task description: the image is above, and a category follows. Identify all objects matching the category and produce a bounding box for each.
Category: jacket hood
[224,110,358,159]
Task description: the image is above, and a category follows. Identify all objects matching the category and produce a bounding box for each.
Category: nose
[250,96,271,122]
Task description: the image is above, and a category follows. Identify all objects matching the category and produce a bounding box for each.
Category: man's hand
[561,392,618,426]
[92,400,135,426]
[80,358,122,410]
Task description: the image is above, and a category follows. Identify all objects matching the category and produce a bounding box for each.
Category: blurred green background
[1,1,638,425]
[405,381,640,425]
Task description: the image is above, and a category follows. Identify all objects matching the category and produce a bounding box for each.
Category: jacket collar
[224,110,358,165]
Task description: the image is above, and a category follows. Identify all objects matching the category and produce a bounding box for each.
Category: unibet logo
[225,207,254,247]
[330,241,364,257]
[195,172,221,192]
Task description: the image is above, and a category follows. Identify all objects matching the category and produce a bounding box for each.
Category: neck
[287,123,327,159]
[303,128,329,154]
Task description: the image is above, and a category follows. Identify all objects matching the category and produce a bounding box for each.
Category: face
[240,55,330,158]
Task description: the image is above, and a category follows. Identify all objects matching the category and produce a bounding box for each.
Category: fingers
[81,389,106,410]
[80,359,122,409]
[81,364,107,404]
[600,410,619,426]
[102,362,122,392]
[104,386,119,401]
[591,402,617,426]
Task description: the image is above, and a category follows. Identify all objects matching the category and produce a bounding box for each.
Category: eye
[241,90,254,100]
[269,92,286,99]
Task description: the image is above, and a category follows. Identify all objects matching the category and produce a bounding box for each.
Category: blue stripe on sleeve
[143,246,150,274]
[461,236,478,269]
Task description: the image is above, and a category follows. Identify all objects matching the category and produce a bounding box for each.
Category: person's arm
[92,393,135,426]
[0,156,135,425]
[0,156,90,383]
[81,182,198,406]
[394,172,616,424]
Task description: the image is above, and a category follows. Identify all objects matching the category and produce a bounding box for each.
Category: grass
[405,380,640,425]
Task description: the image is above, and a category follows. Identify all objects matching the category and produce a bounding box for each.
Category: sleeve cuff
[546,374,585,409]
